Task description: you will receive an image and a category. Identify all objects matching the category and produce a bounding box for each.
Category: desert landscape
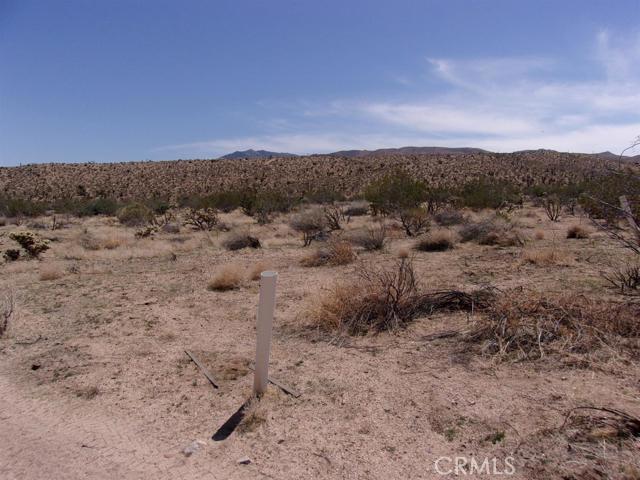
[1,153,639,479]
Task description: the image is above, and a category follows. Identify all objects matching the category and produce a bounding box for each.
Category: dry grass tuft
[464,291,640,361]
[459,216,526,247]
[349,225,387,251]
[207,264,244,291]
[222,232,261,251]
[522,247,574,266]
[39,263,65,281]
[300,240,355,267]
[306,258,493,335]
[533,229,545,240]
[414,229,456,252]
[567,224,591,239]
[248,261,271,281]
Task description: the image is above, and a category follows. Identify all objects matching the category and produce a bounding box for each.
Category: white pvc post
[253,271,277,396]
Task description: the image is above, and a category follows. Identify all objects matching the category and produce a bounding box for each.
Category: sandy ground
[1,207,639,479]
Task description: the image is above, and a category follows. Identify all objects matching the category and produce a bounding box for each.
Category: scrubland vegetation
[1,153,639,479]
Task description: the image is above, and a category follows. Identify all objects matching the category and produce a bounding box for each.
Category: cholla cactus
[8,231,50,258]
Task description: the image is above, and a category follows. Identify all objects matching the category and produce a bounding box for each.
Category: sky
[1,0,640,166]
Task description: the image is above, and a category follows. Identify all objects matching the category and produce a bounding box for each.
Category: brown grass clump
[434,208,466,226]
[222,232,261,251]
[248,261,270,281]
[465,291,640,361]
[534,229,545,240]
[459,216,525,246]
[567,224,591,239]
[522,247,574,266]
[414,229,456,252]
[207,265,244,291]
[39,263,65,281]
[350,225,387,251]
[300,240,356,267]
[307,258,493,335]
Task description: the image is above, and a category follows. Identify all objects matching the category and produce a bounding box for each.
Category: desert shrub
[145,198,171,215]
[578,172,640,224]
[242,190,297,224]
[3,249,21,261]
[415,229,456,252]
[425,187,452,213]
[602,265,640,294]
[78,231,102,250]
[304,187,345,204]
[39,264,65,281]
[191,190,249,213]
[521,248,573,266]
[567,224,590,239]
[207,265,244,291]
[533,229,545,240]
[323,205,345,231]
[289,209,327,246]
[117,203,154,227]
[77,198,120,217]
[465,292,640,360]
[135,226,158,239]
[399,207,430,236]
[542,194,562,221]
[434,208,466,226]
[161,223,181,234]
[0,197,46,218]
[300,240,355,267]
[343,201,369,217]
[184,207,219,231]
[248,261,270,281]
[0,291,14,337]
[457,180,521,210]
[307,258,493,334]
[364,170,427,216]
[350,225,387,251]
[459,217,525,247]
[222,232,261,251]
[8,231,50,258]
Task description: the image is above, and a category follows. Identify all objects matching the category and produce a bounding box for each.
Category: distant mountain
[327,146,491,157]
[219,149,298,160]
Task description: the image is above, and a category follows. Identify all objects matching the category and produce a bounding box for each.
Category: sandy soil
[1,207,639,479]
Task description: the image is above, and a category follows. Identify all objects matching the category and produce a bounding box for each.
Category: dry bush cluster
[459,216,526,247]
[522,248,574,266]
[414,229,456,252]
[349,225,387,251]
[300,240,355,267]
[464,291,640,361]
[307,258,493,335]
[207,265,244,291]
[566,224,590,239]
[222,232,261,251]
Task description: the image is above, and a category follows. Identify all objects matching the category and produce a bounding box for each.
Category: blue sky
[1,0,640,166]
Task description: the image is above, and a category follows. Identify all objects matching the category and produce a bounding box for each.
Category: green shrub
[116,203,154,227]
[0,197,46,218]
[457,180,522,210]
[364,170,427,216]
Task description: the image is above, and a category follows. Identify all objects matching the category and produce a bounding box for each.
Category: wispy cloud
[156,29,640,157]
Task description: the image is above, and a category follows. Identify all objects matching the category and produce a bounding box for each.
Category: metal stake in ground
[253,271,277,397]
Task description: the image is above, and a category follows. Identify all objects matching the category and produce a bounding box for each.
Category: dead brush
[566,224,591,239]
[464,291,640,361]
[207,264,244,291]
[300,239,355,267]
[307,257,494,335]
[562,407,640,444]
[602,264,640,294]
[459,216,526,247]
[1,290,14,337]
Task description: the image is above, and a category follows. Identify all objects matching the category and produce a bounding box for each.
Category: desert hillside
[0,151,615,202]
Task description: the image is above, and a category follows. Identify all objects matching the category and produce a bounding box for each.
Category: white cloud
[156,30,640,157]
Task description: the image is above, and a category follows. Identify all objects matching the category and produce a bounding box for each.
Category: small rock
[237,456,251,465]
[182,439,206,457]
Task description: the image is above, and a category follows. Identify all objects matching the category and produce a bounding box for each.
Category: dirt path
[0,372,221,480]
